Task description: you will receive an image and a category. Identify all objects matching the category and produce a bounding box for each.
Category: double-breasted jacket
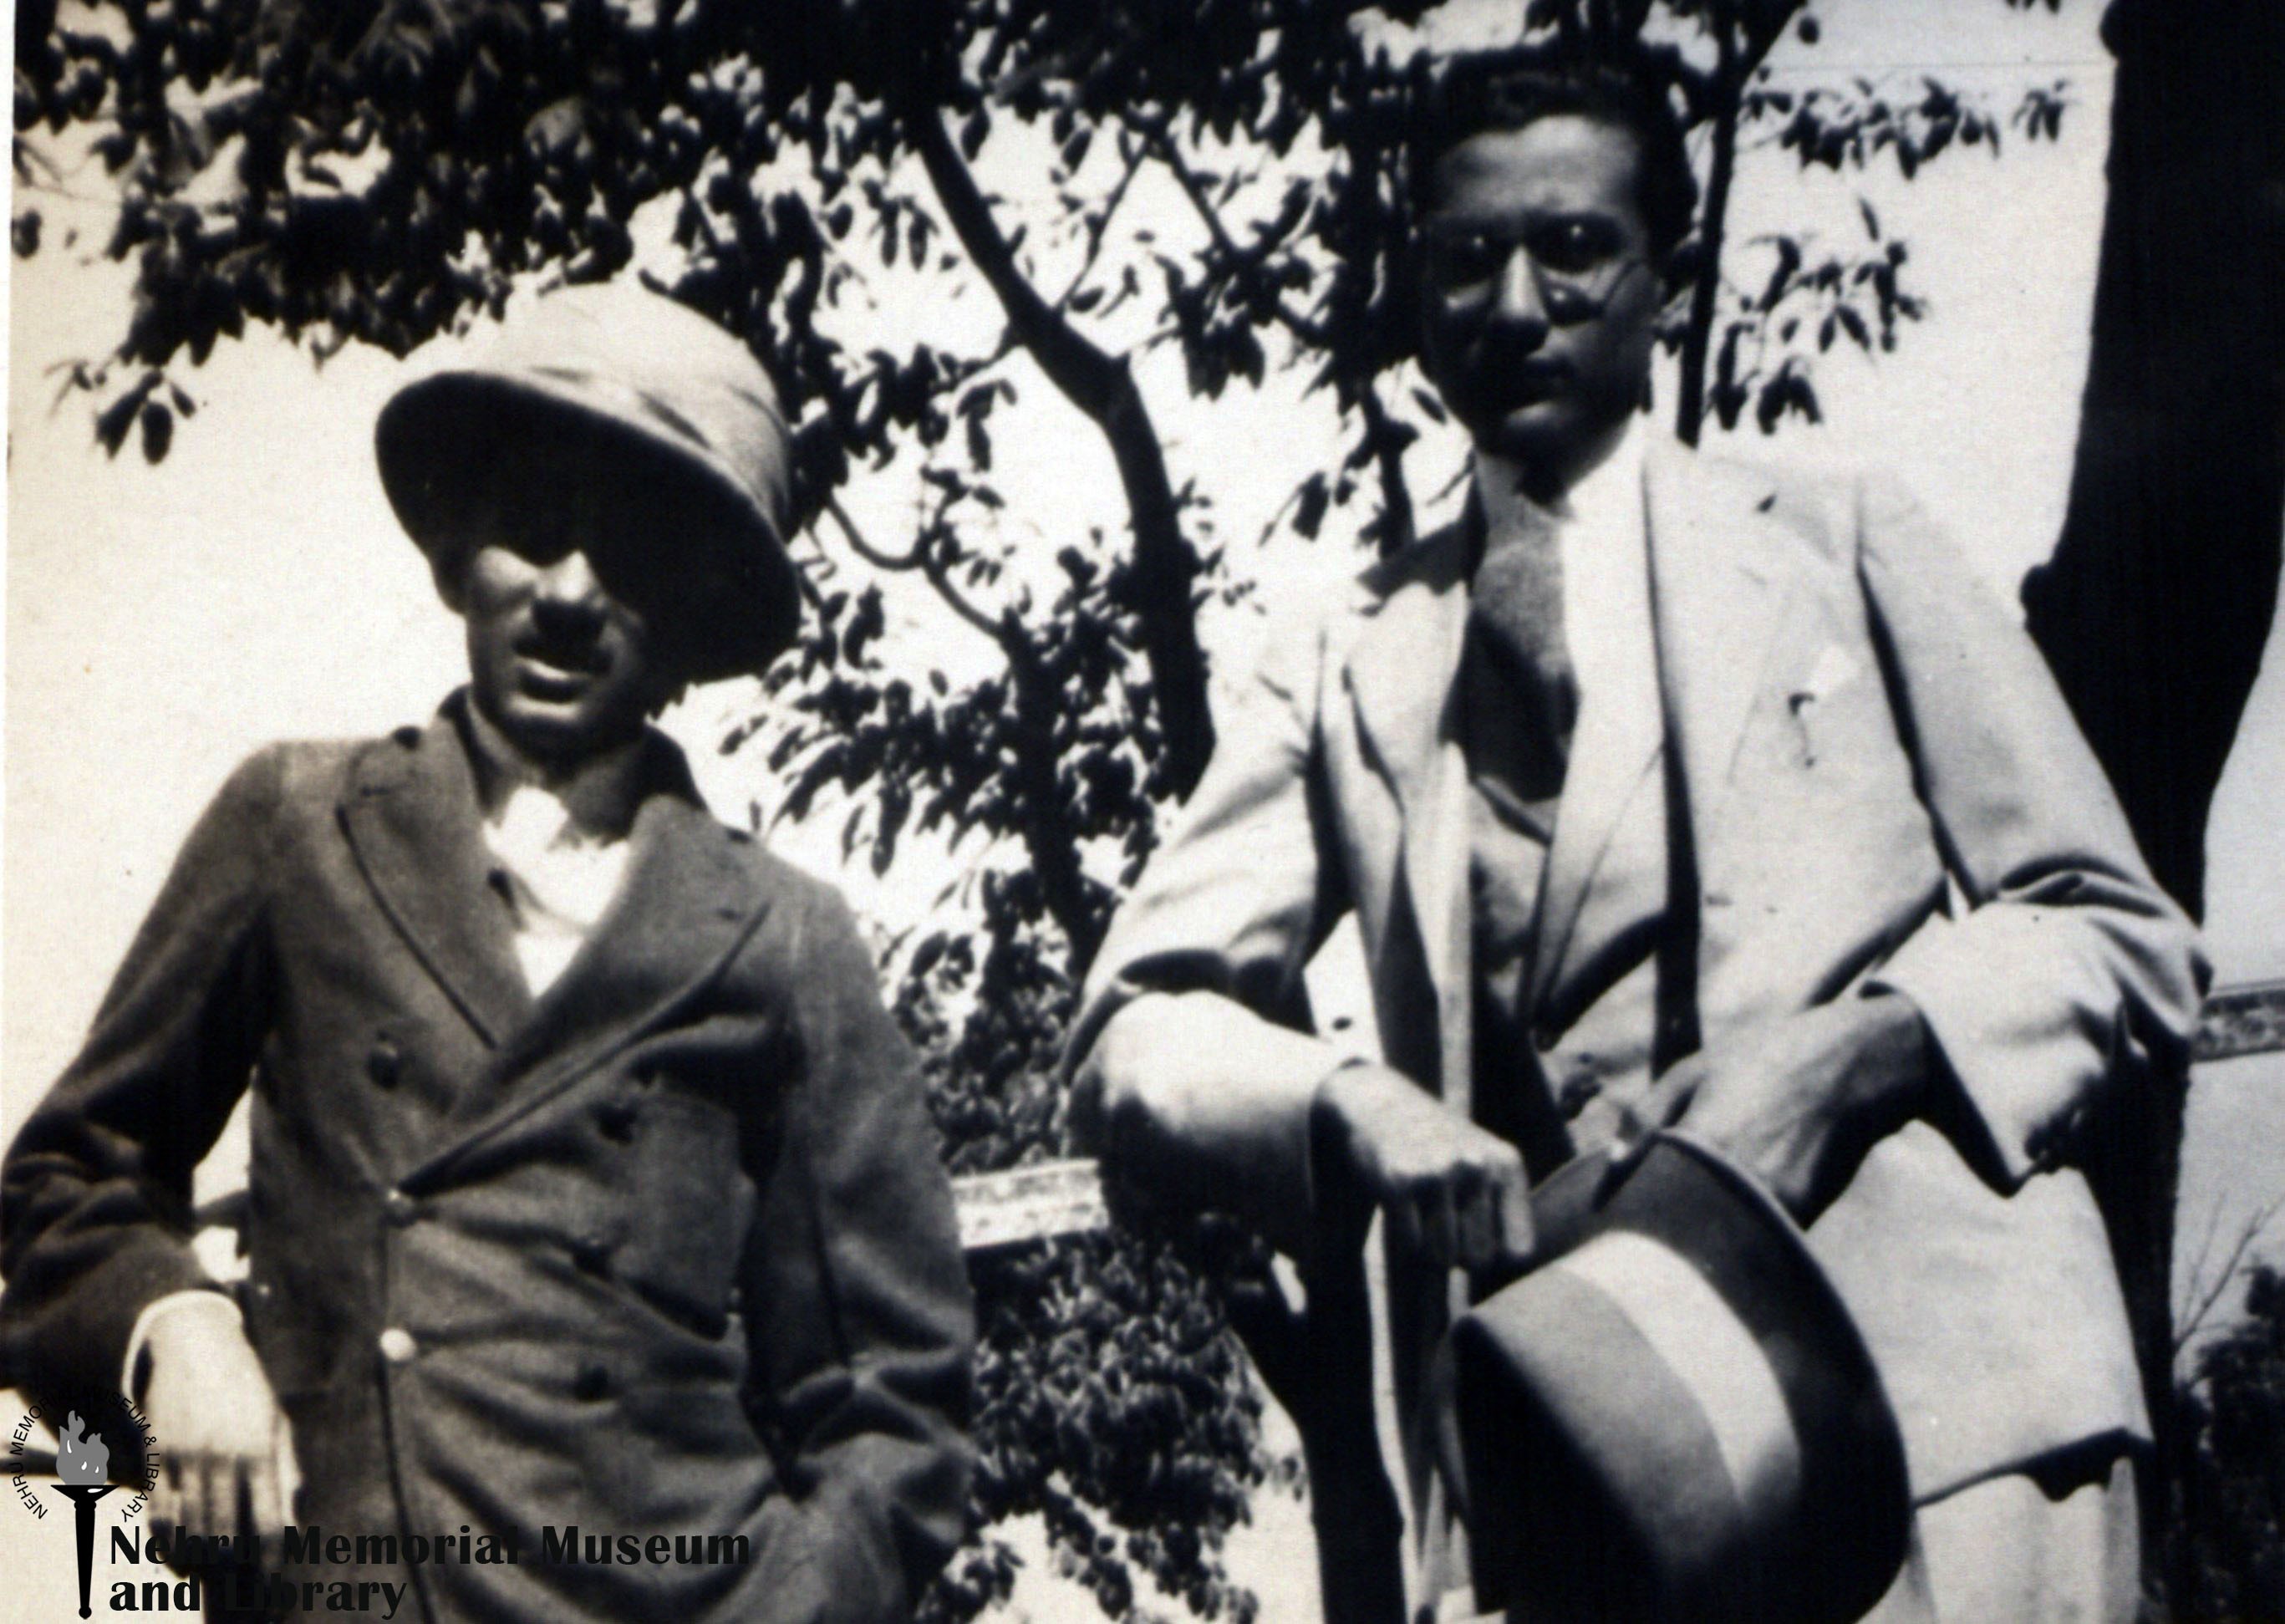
[2,699,976,1622]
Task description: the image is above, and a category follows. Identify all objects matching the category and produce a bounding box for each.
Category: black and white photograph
[2,2,2282,1620]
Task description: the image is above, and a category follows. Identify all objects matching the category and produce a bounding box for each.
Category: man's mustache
[513,629,612,673]
[1477,355,1573,402]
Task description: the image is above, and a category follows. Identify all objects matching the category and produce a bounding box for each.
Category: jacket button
[368,1040,403,1089]
[569,1235,613,1276]
[595,1100,640,1143]
[573,1365,611,1403]
[382,1189,420,1227]
[378,1327,418,1364]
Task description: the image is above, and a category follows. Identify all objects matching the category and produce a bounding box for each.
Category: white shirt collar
[481,781,634,997]
[1471,412,1647,545]
[1471,412,1655,725]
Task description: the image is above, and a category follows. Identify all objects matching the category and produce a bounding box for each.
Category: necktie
[1468,507,1580,797]
[1466,511,1583,1180]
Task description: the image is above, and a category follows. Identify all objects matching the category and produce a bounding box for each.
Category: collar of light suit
[1348,416,1789,1062]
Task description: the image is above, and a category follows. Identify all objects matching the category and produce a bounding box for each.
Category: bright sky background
[4,0,2283,1616]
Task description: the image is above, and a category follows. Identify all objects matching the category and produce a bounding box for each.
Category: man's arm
[1656,476,2206,1212]
[1,747,297,1534]
[3,749,284,1388]
[1064,602,1354,1265]
[1850,472,2206,1187]
[1067,601,1533,1275]
[737,884,975,1624]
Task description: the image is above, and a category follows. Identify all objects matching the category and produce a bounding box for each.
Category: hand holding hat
[1606,991,1932,1224]
[1313,1060,1537,1274]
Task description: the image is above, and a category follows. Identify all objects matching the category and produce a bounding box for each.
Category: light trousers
[1865,1455,2140,1624]
[1458,1454,2140,1623]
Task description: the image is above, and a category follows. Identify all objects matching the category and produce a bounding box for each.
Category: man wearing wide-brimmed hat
[0,282,976,1622]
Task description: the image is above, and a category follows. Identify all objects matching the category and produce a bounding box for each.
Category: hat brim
[376,371,802,683]
[1453,1133,1911,1624]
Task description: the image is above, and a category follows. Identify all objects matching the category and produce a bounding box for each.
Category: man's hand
[140,1296,301,1547]
[1631,993,1931,1224]
[1313,1062,1534,1273]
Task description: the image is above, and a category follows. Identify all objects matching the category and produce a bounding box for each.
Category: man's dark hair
[1408,48,1699,268]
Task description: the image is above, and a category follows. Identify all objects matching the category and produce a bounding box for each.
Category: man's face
[1417,115,1663,475]
[451,476,682,766]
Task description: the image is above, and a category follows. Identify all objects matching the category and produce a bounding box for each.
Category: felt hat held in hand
[1449,1130,1911,1624]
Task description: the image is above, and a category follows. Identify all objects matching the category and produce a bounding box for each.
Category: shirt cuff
[122,1288,241,1403]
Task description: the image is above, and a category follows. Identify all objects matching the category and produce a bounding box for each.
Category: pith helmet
[375,282,802,681]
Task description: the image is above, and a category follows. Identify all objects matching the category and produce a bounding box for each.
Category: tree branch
[826,491,926,572]
[909,104,1216,805]
[2176,1198,2282,1356]
[1055,133,1148,314]
[1677,4,1788,442]
[913,106,1127,417]
[826,487,1095,952]
[824,491,1004,640]
[1002,627,1108,965]
[1133,117,1331,349]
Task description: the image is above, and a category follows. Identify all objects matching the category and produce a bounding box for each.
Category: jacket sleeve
[1064,602,1356,1265]
[739,883,976,1624]
[0,747,282,1408]
[1854,475,2209,1190]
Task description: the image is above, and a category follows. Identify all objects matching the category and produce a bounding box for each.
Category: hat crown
[1452,1133,1911,1624]
[461,283,792,538]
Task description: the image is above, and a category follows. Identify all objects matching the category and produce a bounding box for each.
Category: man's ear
[1657,234,1705,302]
[427,546,471,614]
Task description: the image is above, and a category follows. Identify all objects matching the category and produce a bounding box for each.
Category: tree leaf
[1293,473,1329,540]
[139,400,173,461]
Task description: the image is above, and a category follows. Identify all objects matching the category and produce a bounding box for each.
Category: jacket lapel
[338,708,534,1047]
[419,774,773,1168]
[1342,450,1798,1086]
[1526,746,1663,1019]
[1643,444,1796,844]
[1526,456,1665,1009]
[1346,521,1473,1067]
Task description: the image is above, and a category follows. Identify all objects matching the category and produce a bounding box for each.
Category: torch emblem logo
[12,1399,153,1620]
[49,1412,120,1617]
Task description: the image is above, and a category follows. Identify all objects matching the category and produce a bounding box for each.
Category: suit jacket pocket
[614,1089,755,1338]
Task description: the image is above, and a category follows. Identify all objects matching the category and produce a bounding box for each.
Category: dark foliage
[2167,1267,2285,1621]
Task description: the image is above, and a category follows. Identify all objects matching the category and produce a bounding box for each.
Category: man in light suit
[1,283,975,1621]
[1066,52,2205,1624]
